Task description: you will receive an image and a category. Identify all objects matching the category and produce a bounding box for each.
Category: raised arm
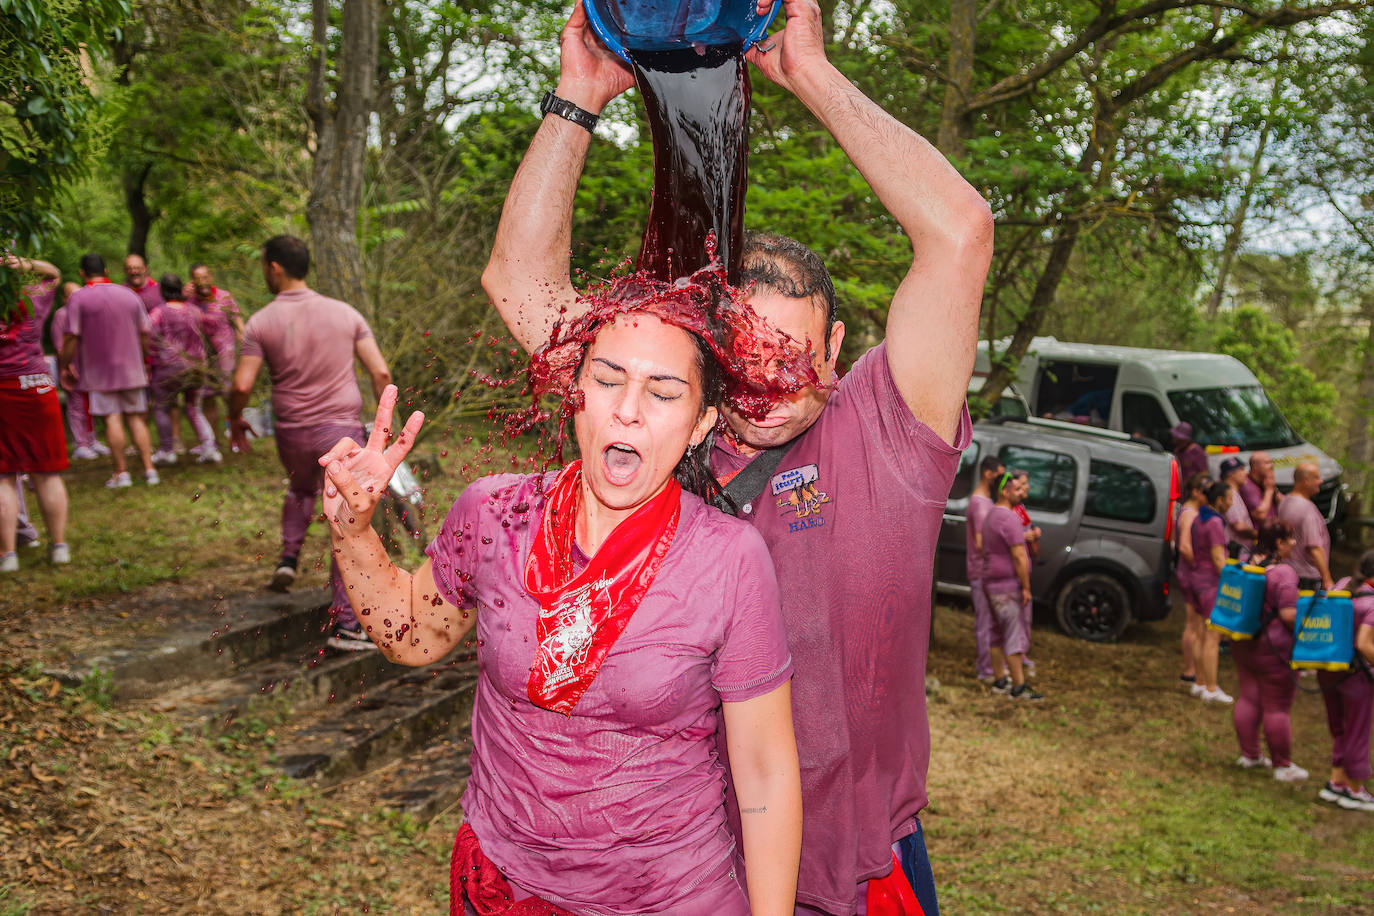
[746,0,993,443]
[722,684,802,916]
[3,255,61,282]
[319,387,473,664]
[481,2,634,353]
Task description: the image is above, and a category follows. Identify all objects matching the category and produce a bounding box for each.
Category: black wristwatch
[540,91,599,133]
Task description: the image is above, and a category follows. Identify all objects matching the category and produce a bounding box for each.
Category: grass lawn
[2,439,1373,913]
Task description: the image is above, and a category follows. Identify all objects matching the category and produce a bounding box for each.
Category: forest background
[5,0,1374,500]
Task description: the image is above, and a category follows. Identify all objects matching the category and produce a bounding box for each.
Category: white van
[974,336,1346,522]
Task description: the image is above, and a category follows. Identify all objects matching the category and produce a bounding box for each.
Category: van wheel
[1055,573,1132,642]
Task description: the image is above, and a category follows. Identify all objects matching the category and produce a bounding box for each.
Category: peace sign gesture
[319,385,426,540]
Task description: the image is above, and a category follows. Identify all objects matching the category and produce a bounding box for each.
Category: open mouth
[601,443,643,484]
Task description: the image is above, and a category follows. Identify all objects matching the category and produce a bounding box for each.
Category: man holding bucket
[481,1,993,911]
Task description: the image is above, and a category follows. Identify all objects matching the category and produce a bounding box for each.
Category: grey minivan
[936,417,1178,641]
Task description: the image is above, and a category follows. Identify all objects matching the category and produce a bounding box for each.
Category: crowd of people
[2,0,1370,911]
[0,249,246,573]
[1168,442,1374,813]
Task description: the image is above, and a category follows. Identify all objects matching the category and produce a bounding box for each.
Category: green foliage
[1211,305,1338,445]
[0,0,130,315]
[76,667,115,710]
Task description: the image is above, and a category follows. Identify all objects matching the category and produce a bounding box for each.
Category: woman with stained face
[318,272,805,915]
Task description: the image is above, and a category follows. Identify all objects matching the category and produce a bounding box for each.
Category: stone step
[47,588,334,700]
[273,652,478,784]
[151,646,415,731]
[374,733,473,823]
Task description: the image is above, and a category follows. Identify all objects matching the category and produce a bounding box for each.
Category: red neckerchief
[1014,504,1032,526]
[86,278,112,287]
[451,824,573,916]
[523,460,681,715]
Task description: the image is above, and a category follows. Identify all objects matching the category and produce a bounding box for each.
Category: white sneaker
[151,449,178,466]
[1201,687,1234,704]
[1236,755,1272,769]
[1273,764,1309,783]
[196,448,223,464]
[50,543,71,565]
[92,442,111,456]
[105,472,132,489]
[1337,788,1374,812]
[0,552,17,573]
[1190,683,1206,698]
[144,469,160,486]
[71,446,99,460]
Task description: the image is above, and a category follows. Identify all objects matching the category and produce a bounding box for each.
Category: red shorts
[0,374,69,473]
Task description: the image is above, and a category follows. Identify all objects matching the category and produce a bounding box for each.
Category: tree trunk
[122,163,156,258]
[1349,293,1374,511]
[306,0,378,319]
[1206,62,1284,319]
[937,0,977,158]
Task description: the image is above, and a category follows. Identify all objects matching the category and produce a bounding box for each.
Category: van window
[949,441,980,501]
[1121,392,1172,447]
[999,445,1077,513]
[1035,360,1118,428]
[1167,386,1302,450]
[1087,460,1156,524]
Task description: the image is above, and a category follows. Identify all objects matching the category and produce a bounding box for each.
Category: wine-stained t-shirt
[1225,491,1255,550]
[1277,493,1329,582]
[66,280,150,392]
[981,505,1027,596]
[965,493,993,582]
[710,342,972,914]
[126,278,164,314]
[425,473,792,916]
[1187,510,1227,591]
[240,288,372,431]
[149,302,208,379]
[191,286,240,371]
[1262,563,1300,657]
[0,280,58,378]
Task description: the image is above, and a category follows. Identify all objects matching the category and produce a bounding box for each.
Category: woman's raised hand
[319,385,425,540]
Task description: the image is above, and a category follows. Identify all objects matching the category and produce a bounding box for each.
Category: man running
[124,253,164,314]
[187,263,243,453]
[60,254,158,488]
[480,1,993,911]
[228,235,393,651]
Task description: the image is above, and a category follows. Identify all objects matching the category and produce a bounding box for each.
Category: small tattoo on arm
[741,806,767,814]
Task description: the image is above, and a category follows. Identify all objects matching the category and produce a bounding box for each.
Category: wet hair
[1358,549,1374,583]
[79,253,106,277]
[979,454,1003,476]
[1205,480,1230,506]
[1256,520,1294,555]
[739,231,838,358]
[262,235,309,279]
[158,273,183,302]
[1182,472,1210,500]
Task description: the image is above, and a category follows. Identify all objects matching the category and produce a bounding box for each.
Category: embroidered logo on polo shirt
[772,463,830,529]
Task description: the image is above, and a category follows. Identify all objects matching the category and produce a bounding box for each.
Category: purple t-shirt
[66,280,150,393]
[1176,442,1208,481]
[710,342,972,913]
[1186,509,1227,591]
[981,505,1027,596]
[425,473,791,915]
[965,493,994,581]
[1225,491,1255,551]
[1277,494,1329,582]
[1262,564,1299,657]
[0,280,58,378]
[192,287,240,372]
[241,288,373,432]
[126,279,163,313]
[149,302,208,379]
[1354,591,1374,635]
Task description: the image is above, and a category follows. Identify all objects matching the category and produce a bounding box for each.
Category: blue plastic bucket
[585,0,781,62]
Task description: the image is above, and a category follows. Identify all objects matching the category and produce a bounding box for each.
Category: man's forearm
[228,388,250,421]
[1310,546,1333,587]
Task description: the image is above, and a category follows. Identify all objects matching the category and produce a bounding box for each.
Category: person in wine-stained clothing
[188,263,244,452]
[48,283,105,460]
[60,253,158,488]
[0,255,71,572]
[123,253,164,314]
[227,235,393,651]
[479,1,993,911]
[968,454,1004,682]
[148,274,220,465]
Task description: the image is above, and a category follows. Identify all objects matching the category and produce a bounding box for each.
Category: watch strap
[540,91,599,133]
